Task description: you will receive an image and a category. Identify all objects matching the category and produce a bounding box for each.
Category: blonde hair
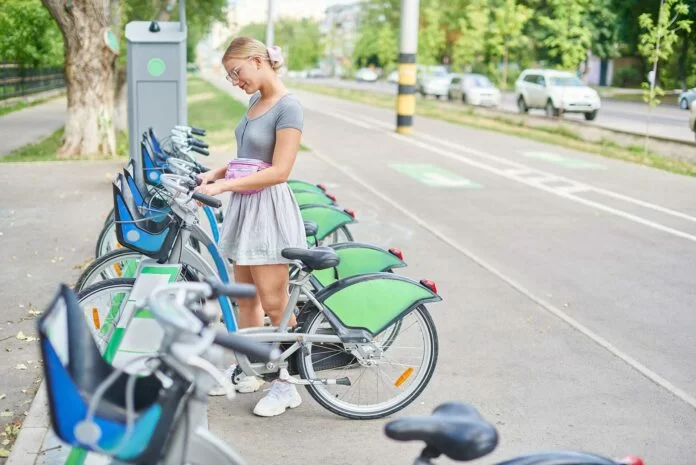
[222,37,283,72]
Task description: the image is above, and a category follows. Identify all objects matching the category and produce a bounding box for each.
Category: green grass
[0,92,65,117]
[287,80,696,177]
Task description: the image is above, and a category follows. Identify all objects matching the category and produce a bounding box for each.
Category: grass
[286,80,696,178]
[0,92,62,117]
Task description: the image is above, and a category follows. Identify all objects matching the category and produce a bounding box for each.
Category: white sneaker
[252,381,302,417]
[208,365,266,396]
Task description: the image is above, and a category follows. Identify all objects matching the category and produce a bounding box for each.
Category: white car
[515,69,601,120]
[448,73,501,107]
[418,68,453,99]
[355,68,378,82]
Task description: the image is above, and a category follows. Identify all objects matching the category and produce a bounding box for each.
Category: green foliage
[450,0,489,70]
[537,0,593,70]
[0,0,63,67]
[418,0,447,65]
[486,0,532,86]
[587,0,621,59]
[237,19,322,70]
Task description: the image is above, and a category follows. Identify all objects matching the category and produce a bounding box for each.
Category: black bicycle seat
[281,247,339,270]
[304,221,318,237]
[385,402,498,462]
[493,451,622,465]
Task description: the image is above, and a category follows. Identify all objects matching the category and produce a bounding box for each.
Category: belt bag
[225,158,272,194]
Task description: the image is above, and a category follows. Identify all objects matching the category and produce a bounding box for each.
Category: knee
[258,291,285,314]
[236,297,259,313]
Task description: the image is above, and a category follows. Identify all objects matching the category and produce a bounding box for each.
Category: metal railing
[0,63,65,100]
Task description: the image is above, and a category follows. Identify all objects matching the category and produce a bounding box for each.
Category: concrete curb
[6,382,49,465]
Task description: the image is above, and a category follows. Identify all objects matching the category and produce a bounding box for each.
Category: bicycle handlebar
[191,191,221,208]
[190,137,209,149]
[191,146,210,156]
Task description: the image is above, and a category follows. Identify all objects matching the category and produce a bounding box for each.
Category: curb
[6,381,49,465]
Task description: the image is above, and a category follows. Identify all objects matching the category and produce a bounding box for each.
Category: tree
[237,19,322,71]
[418,0,447,65]
[638,0,692,149]
[487,0,531,87]
[537,0,592,70]
[450,0,489,72]
[0,0,63,67]
[586,0,621,82]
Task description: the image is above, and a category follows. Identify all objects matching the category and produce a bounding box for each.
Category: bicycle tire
[76,278,137,349]
[296,304,438,420]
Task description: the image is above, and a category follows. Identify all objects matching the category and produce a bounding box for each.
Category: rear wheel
[584,110,598,121]
[680,98,689,110]
[318,225,354,246]
[517,96,528,113]
[545,99,560,118]
[297,304,438,419]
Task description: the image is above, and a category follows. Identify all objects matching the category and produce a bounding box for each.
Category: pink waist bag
[225,158,272,194]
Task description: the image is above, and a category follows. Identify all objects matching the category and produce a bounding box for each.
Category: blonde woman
[195,37,307,417]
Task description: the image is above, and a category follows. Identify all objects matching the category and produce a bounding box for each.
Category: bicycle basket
[113,173,180,261]
[123,167,172,224]
[37,284,193,464]
[141,141,165,187]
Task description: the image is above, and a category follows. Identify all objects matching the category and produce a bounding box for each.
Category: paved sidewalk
[0,98,66,157]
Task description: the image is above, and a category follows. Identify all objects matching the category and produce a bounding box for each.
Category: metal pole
[179,0,186,32]
[266,0,276,46]
[396,0,419,134]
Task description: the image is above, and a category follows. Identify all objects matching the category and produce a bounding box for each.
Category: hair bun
[267,45,284,70]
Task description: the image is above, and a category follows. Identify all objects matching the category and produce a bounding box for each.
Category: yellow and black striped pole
[396,0,420,134]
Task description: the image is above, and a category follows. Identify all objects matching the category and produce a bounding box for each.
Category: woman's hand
[194,182,223,197]
[196,170,219,186]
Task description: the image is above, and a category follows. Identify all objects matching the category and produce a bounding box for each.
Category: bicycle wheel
[95,220,120,258]
[77,278,136,353]
[75,249,200,292]
[319,225,354,246]
[296,304,438,420]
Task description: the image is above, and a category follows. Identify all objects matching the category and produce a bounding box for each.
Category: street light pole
[396,0,419,134]
[266,0,276,46]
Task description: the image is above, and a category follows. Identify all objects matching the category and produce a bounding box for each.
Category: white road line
[306,106,696,243]
[351,112,696,225]
[309,147,696,411]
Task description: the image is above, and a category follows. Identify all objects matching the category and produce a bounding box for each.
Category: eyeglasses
[225,57,253,83]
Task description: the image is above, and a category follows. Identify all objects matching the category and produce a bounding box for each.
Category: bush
[612,67,643,88]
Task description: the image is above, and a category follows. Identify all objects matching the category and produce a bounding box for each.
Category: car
[448,73,501,107]
[678,88,696,110]
[689,101,696,142]
[387,70,399,84]
[418,68,455,99]
[515,69,601,120]
[355,67,378,82]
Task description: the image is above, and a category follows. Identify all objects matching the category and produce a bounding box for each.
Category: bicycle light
[618,456,644,465]
[388,248,404,261]
[326,193,337,202]
[420,279,437,294]
[317,183,327,192]
[344,208,356,219]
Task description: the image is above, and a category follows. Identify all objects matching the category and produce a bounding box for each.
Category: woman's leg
[232,263,265,328]
[249,263,295,328]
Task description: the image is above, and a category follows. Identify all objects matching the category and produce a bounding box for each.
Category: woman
[194,37,307,417]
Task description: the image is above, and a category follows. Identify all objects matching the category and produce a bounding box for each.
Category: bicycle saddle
[281,247,340,270]
[385,402,498,461]
[303,221,318,237]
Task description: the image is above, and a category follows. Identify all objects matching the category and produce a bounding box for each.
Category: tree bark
[42,0,118,158]
[677,29,688,91]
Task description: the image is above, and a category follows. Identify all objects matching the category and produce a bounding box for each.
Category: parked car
[689,101,696,142]
[678,88,696,110]
[448,73,501,107]
[515,69,601,120]
[355,67,378,82]
[307,68,327,78]
[418,68,455,99]
[387,70,399,84]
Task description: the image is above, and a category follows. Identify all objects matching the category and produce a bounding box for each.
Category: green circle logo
[147,58,166,77]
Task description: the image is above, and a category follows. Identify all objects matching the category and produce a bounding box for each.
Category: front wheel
[517,96,528,113]
[584,110,598,121]
[680,98,689,110]
[296,304,438,420]
[545,100,560,118]
[318,225,354,246]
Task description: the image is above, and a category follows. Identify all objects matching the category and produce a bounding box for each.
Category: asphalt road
[300,77,693,143]
[202,75,696,465]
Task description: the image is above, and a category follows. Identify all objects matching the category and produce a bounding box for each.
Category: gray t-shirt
[234,92,304,163]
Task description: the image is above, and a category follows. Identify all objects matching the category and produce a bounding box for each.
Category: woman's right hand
[197,170,218,185]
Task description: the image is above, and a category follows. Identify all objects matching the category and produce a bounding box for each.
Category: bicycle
[38,280,644,465]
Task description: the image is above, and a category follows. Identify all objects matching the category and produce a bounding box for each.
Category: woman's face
[225,56,262,94]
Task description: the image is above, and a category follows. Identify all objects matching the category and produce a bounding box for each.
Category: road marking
[310,108,696,240]
[310,146,696,412]
[390,163,482,188]
[521,151,606,169]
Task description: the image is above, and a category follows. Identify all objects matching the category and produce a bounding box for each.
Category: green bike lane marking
[389,163,483,188]
[521,151,606,169]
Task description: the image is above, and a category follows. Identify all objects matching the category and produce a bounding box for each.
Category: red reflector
[388,247,404,260]
[619,457,644,465]
[317,183,327,192]
[344,208,356,218]
[420,279,437,294]
[327,193,337,202]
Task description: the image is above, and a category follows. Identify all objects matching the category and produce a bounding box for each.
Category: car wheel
[584,110,598,121]
[545,100,560,118]
[517,95,528,113]
[680,98,689,110]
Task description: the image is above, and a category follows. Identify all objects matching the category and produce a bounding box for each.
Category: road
[299,77,693,143]
[0,98,66,157]
[203,75,696,465]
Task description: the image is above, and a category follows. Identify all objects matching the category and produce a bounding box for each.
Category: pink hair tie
[267,45,284,67]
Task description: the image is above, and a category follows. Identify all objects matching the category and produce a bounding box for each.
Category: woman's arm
[197,127,301,195]
[198,164,227,183]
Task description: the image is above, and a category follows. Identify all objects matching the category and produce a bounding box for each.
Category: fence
[0,63,65,100]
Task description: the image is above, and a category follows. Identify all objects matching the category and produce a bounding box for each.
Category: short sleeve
[276,97,304,133]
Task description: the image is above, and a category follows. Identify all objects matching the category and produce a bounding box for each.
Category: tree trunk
[677,29,688,91]
[42,0,117,158]
[113,67,128,133]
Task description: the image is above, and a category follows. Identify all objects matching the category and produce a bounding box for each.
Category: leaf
[1,439,8,446]
[0,448,9,458]
[0,394,5,400]
[0,412,13,418]
[15,364,27,370]
[15,332,37,342]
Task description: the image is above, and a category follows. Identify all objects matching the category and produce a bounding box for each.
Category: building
[320,1,365,76]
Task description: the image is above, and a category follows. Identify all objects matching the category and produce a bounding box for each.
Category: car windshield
[466,75,494,88]
[549,76,585,87]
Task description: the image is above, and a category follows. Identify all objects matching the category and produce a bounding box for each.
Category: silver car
[678,88,696,110]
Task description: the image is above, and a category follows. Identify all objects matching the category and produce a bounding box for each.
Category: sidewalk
[0,97,66,157]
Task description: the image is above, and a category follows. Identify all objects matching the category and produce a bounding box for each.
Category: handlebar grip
[196,163,210,173]
[190,137,209,149]
[213,332,279,362]
[191,191,222,208]
[191,127,206,136]
[191,146,210,156]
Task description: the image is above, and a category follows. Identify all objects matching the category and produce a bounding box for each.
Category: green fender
[311,243,406,288]
[294,190,336,207]
[299,204,356,241]
[288,180,326,194]
[315,272,441,337]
